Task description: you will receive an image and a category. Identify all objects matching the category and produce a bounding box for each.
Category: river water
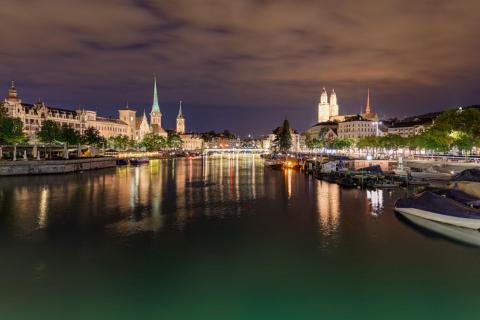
[0,155,479,319]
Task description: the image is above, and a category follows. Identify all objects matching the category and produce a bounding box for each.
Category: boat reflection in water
[396,211,480,247]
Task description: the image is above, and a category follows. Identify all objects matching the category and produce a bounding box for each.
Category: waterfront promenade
[0,157,116,176]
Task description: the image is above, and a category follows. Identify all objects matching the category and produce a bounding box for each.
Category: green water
[0,155,479,319]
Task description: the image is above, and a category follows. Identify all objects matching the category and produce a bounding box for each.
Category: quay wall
[0,158,116,176]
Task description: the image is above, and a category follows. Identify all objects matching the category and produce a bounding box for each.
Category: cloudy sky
[1,0,479,135]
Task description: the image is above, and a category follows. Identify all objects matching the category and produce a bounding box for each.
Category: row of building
[262,87,470,153]
[2,79,204,150]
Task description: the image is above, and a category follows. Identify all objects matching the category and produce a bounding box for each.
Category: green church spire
[152,76,160,113]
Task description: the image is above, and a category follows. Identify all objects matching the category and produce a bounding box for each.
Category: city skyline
[1,0,480,135]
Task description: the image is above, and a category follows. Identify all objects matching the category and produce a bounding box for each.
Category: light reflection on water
[367,189,384,216]
[316,181,340,236]
[2,155,480,319]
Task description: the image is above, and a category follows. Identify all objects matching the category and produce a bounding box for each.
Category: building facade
[2,79,176,142]
[337,116,379,139]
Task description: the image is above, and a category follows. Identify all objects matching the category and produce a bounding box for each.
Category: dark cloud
[1,0,480,135]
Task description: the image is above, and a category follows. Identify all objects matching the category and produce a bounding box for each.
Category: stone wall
[0,158,116,176]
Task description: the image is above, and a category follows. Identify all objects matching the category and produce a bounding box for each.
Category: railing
[202,148,265,155]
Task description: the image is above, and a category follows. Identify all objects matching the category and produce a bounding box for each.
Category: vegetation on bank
[200,129,236,142]
[0,103,27,145]
[302,108,480,154]
[273,119,292,153]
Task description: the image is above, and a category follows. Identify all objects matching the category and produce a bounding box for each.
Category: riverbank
[0,157,116,176]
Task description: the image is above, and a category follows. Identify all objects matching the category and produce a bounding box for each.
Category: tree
[304,132,317,150]
[109,134,132,150]
[222,129,236,139]
[273,119,292,153]
[167,133,182,150]
[59,124,81,146]
[37,120,61,144]
[140,133,166,151]
[0,103,27,146]
[200,130,218,142]
[0,116,27,145]
[81,127,104,147]
[328,138,353,150]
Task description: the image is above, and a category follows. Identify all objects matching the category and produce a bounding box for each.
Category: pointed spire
[365,89,371,114]
[7,80,18,100]
[151,76,160,113]
[177,100,184,118]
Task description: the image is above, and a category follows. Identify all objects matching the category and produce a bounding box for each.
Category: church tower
[365,88,371,114]
[329,89,339,118]
[176,101,185,134]
[317,87,330,123]
[150,76,162,128]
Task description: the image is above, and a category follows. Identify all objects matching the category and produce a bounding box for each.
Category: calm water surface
[0,155,479,319]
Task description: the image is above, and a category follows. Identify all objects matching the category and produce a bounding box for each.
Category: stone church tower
[176,101,185,134]
[317,87,330,123]
[329,89,339,118]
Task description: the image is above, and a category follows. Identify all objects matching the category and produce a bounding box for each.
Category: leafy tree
[200,130,218,142]
[328,138,353,150]
[222,129,236,139]
[140,133,166,151]
[273,119,292,153]
[167,133,182,150]
[0,117,26,145]
[59,124,81,146]
[304,132,317,150]
[108,134,132,150]
[81,127,104,147]
[0,103,27,146]
[37,120,61,143]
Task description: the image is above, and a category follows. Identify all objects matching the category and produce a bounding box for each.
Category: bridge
[202,148,266,155]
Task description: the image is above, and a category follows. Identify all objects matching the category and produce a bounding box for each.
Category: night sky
[1,0,480,136]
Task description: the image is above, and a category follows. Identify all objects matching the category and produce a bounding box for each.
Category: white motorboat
[395,191,480,230]
[398,212,480,247]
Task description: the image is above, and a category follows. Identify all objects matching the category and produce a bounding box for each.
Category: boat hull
[395,207,480,230]
[398,211,480,246]
[129,158,150,165]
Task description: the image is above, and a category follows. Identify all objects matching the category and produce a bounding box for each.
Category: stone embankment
[0,157,116,176]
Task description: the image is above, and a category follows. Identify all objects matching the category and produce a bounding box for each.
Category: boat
[395,191,480,229]
[396,211,480,247]
[264,159,283,170]
[338,176,357,188]
[129,158,150,165]
[116,159,129,166]
[372,182,399,189]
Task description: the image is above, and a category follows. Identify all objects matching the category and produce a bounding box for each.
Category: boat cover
[452,168,480,182]
[358,164,383,174]
[395,191,480,220]
[446,189,480,208]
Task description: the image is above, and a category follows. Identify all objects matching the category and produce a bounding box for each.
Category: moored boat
[395,191,480,229]
[129,158,150,165]
[397,211,480,247]
[116,159,129,166]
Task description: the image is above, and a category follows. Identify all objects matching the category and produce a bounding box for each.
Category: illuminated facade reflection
[316,181,340,235]
[366,189,383,216]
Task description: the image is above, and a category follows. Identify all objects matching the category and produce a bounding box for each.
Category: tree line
[284,107,480,154]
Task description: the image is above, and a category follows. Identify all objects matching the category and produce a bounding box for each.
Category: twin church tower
[317,87,339,123]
